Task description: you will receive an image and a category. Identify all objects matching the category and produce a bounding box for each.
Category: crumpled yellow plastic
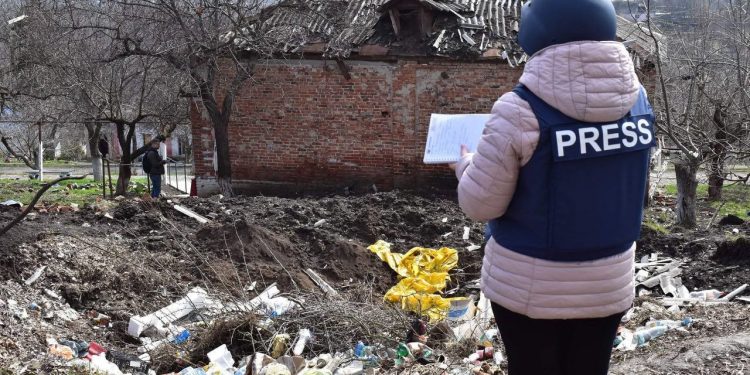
[368,240,467,322]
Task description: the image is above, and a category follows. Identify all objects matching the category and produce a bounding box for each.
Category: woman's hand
[449,144,470,171]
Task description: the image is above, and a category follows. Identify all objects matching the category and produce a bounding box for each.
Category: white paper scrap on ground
[423,114,491,164]
[462,227,470,240]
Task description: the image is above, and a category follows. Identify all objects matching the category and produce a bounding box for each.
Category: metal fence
[164,161,193,194]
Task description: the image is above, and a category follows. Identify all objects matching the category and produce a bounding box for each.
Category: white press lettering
[601,124,621,151]
[556,130,577,157]
[622,122,638,147]
[579,128,601,154]
[638,119,653,144]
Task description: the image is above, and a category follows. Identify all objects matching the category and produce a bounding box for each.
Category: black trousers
[492,303,625,375]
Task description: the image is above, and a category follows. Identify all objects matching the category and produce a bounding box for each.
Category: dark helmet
[518,0,618,56]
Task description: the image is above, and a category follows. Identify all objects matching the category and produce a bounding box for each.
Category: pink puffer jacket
[455,41,640,319]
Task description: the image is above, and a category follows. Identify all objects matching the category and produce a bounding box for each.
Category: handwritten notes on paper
[423,114,491,164]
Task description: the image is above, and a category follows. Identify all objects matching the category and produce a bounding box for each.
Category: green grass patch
[663,183,750,218]
[643,219,670,234]
[0,159,83,167]
[0,177,148,206]
[663,184,708,197]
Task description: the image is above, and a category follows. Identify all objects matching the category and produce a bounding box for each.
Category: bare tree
[78,0,274,196]
[638,0,750,227]
[0,0,187,193]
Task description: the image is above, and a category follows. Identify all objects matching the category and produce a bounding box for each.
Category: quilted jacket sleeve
[455,92,540,221]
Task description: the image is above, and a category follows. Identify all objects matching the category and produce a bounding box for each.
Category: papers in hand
[423,113,491,164]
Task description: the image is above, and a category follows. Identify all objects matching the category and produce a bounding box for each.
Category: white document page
[423,113,491,164]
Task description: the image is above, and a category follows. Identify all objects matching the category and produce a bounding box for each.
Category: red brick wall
[190,58,523,194]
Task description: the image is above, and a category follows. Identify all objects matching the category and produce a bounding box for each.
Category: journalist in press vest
[452,0,655,374]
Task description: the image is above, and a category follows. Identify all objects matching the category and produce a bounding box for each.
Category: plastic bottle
[172,329,191,344]
[645,318,693,329]
[354,341,366,358]
[394,343,410,366]
[293,329,311,356]
[633,326,668,346]
[689,290,722,301]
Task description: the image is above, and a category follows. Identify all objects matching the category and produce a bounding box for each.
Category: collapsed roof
[247,0,526,65]
[235,0,656,67]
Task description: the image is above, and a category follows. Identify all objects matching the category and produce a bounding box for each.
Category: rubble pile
[0,191,748,374]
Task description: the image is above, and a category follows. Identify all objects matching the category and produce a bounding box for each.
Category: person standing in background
[143,139,167,199]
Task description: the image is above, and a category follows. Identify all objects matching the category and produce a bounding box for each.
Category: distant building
[191,0,658,196]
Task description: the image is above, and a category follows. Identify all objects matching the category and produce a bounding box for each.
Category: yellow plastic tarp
[368,240,467,322]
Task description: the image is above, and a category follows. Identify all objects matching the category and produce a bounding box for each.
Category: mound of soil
[714,236,750,263]
[180,191,487,291]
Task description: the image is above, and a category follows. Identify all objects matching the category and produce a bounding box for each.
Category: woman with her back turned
[453,0,655,374]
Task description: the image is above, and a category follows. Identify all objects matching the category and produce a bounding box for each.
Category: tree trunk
[674,155,700,228]
[43,124,59,160]
[214,119,233,196]
[85,123,103,181]
[116,158,131,196]
[92,156,103,181]
[707,106,727,201]
[114,123,134,196]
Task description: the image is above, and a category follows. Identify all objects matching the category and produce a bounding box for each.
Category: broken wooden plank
[173,204,209,224]
[304,268,340,299]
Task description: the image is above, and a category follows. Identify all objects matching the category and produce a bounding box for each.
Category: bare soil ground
[0,190,748,374]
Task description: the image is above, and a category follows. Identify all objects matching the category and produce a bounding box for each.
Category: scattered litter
[466,244,481,251]
[369,240,466,322]
[128,287,213,337]
[1,200,22,207]
[292,329,311,356]
[689,289,722,301]
[304,268,340,298]
[44,288,60,299]
[207,344,235,373]
[462,227,470,240]
[271,334,291,358]
[24,266,46,286]
[720,284,748,301]
[441,217,448,223]
[48,339,75,360]
[56,308,81,322]
[314,219,327,227]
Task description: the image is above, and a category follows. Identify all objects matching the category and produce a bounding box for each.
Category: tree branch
[0,136,36,169]
[0,175,90,237]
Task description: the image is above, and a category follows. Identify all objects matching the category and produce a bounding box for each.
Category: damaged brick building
[191,0,657,195]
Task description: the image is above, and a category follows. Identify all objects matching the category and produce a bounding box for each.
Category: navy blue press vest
[488,85,656,262]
